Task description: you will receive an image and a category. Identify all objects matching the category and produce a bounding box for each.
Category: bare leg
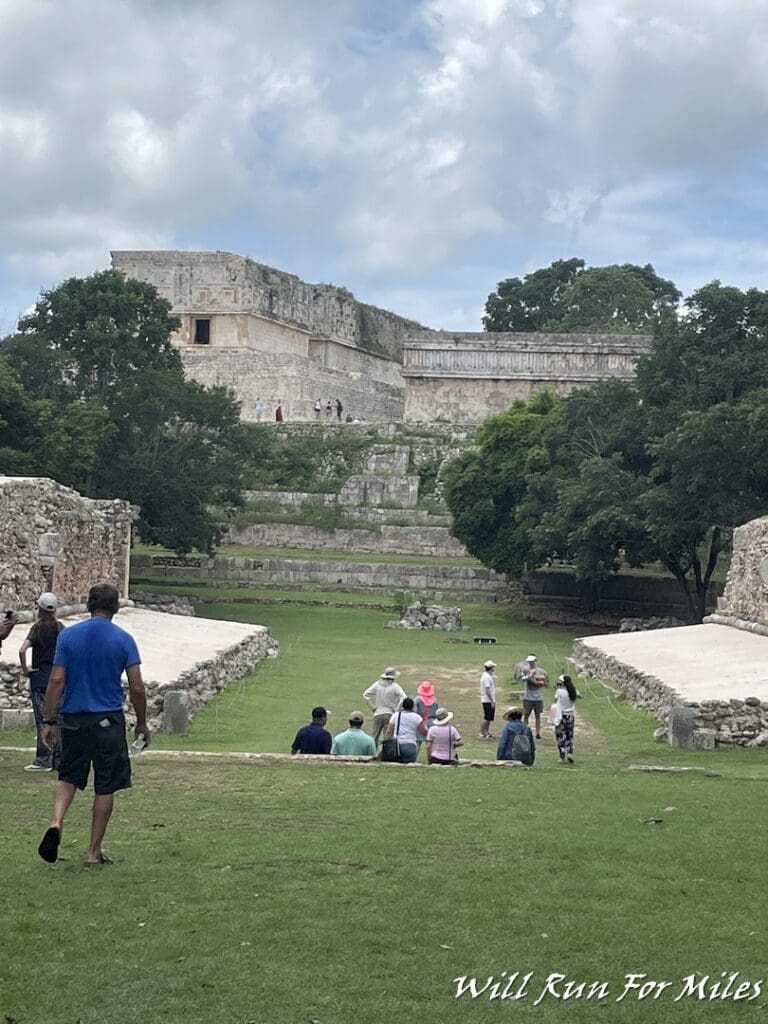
[51,781,78,829]
[86,794,114,863]
[535,710,542,738]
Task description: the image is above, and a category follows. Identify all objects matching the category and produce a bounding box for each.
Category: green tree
[483,260,679,334]
[442,391,561,576]
[2,271,244,554]
[483,258,584,332]
[15,269,181,404]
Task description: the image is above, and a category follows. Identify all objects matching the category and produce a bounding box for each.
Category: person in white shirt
[362,667,407,747]
[479,659,497,740]
[385,697,427,763]
[553,674,580,763]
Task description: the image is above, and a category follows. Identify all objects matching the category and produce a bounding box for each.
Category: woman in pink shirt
[426,707,463,765]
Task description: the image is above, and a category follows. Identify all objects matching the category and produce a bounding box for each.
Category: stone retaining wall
[572,639,768,746]
[714,516,768,626]
[131,553,512,595]
[222,522,468,557]
[0,623,276,734]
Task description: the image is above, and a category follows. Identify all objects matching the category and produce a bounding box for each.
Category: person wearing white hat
[362,667,407,747]
[519,654,548,740]
[478,659,497,740]
[19,593,64,772]
[427,707,463,765]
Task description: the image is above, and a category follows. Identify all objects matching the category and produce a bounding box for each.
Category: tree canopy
[0,270,244,554]
[450,280,768,621]
[483,259,680,334]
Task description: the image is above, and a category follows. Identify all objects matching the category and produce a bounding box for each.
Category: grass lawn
[2,592,767,1023]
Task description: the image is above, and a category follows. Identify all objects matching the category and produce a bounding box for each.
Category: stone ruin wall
[403,332,653,423]
[111,250,427,360]
[707,517,768,633]
[179,348,405,423]
[0,477,134,612]
[573,638,768,748]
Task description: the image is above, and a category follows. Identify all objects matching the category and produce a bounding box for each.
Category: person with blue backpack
[496,706,536,766]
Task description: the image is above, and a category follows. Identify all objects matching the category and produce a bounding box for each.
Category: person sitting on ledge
[331,711,376,757]
[291,706,332,755]
[496,706,536,766]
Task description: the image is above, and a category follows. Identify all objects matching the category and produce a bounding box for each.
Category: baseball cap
[348,711,365,724]
[37,592,58,612]
[525,654,537,662]
[484,660,496,669]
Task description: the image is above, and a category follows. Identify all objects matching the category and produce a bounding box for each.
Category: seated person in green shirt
[331,711,377,756]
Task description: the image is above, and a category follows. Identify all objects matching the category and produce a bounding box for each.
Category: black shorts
[482,702,496,722]
[59,712,132,795]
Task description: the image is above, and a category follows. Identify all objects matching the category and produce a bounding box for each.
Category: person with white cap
[519,654,548,739]
[479,659,497,740]
[19,593,65,772]
[363,667,407,747]
[426,707,463,765]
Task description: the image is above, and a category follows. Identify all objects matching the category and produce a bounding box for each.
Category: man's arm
[126,664,151,746]
[42,666,66,751]
[362,682,377,710]
[0,613,19,645]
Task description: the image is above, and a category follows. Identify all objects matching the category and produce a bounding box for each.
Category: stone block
[668,707,696,749]
[163,690,190,734]
[693,729,716,750]
[1,709,22,729]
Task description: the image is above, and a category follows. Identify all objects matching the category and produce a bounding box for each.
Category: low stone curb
[624,765,721,778]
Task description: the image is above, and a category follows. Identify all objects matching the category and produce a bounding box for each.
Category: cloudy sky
[2,0,768,332]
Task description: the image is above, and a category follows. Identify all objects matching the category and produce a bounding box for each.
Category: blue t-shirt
[54,616,141,714]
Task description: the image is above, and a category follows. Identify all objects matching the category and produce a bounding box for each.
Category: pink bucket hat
[417,680,436,703]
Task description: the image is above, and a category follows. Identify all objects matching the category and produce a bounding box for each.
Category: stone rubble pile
[130,591,196,616]
[618,616,685,632]
[388,602,462,631]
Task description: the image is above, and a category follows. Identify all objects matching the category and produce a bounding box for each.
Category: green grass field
[2,593,767,1023]
[133,542,484,567]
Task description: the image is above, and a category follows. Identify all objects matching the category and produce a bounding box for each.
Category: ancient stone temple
[112,250,654,425]
[111,250,424,423]
[401,332,652,422]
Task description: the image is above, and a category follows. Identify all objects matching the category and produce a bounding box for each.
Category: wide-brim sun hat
[381,667,400,680]
[503,706,522,720]
[433,707,454,724]
[484,660,496,669]
[417,680,436,701]
[37,592,58,612]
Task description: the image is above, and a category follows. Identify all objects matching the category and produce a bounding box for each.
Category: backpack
[510,727,532,764]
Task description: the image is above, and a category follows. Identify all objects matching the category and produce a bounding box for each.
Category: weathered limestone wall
[572,638,768,747]
[243,492,451,526]
[711,517,768,627]
[0,622,275,734]
[180,348,405,423]
[403,332,652,422]
[222,522,469,557]
[132,553,511,596]
[111,250,427,359]
[0,477,134,611]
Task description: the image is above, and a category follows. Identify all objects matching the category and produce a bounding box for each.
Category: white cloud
[1,0,768,329]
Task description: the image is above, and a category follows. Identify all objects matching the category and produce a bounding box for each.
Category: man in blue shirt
[291,706,332,755]
[37,583,150,867]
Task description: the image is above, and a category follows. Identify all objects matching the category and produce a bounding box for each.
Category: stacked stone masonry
[572,639,768,747]
[0,477,134,611]
[223,522,468,557]
[132,553,513,597]
[0,623,275,734]
[388,603,463,631]
[712,516,768,627]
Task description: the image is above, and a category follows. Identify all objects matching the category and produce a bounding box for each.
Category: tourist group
[290,657,580,766]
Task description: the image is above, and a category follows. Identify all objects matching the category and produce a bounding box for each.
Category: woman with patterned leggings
[554,674,580,764]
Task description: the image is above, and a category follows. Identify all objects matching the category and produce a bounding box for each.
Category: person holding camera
[0,609,19,651]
